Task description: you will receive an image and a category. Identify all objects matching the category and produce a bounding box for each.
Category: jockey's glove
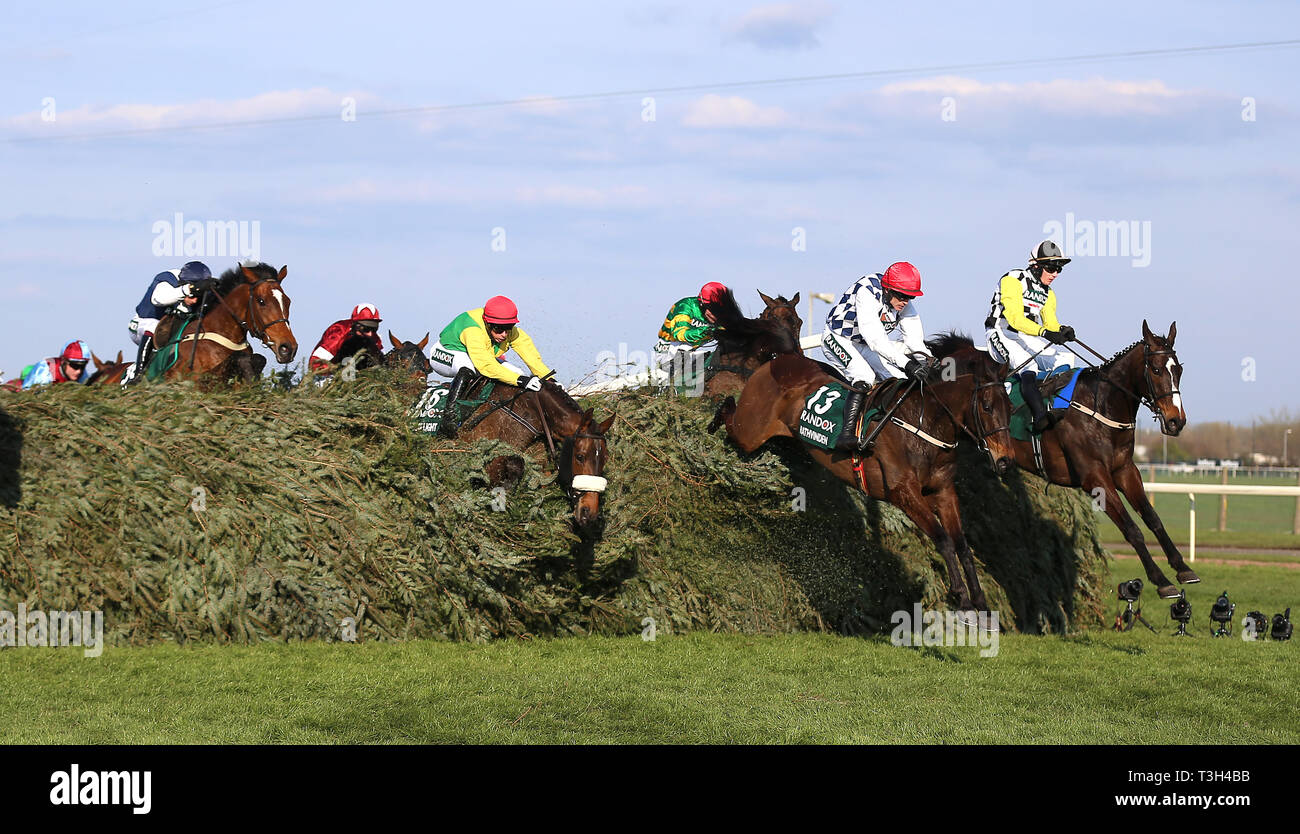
[904,359,929,382]
[1056,325,1076,342]
[1044,328,1071,345]
[189,278,219,294]
[519,375,543,392]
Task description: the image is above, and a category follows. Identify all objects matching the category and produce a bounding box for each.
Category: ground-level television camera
[1272,608,1293,641]
[1170,590,1192,637]
[1210,590,1235,638]
[1115,578,1155,633]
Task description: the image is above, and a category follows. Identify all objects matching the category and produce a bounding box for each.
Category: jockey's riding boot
[123,335,153,388]
[1020,371,1056,434]
[833,384,869,454]
[441,368,473,438]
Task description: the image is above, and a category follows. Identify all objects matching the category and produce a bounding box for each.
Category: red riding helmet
[881,262,923,297]
[60,340,91,363]
[698,282,728,305]
[482,296,519,325]
[351,303,381,322]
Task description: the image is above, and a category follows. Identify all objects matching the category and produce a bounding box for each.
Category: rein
[1070,337,1178,430]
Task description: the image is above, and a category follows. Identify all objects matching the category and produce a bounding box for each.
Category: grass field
[1094,472,1300,550]
[2,559,1296,744]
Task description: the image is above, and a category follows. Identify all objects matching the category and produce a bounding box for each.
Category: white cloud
[873,75,1205,117]
[682,94,788,128]
[726,1,833,49]
[309,178,652,210]
[4,88,366,133]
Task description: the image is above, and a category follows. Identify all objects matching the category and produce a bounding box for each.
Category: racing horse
[709,333,1015,624]
[940,321,1194,598]
[155,263,297,383]
[86,350,130,385]
[704,290,803,396]
[447,377,615,532]
[348,331,433,384]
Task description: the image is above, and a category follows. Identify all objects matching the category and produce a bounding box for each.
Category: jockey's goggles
[1036,260,1067,273]
[353,320,379,331]
[486,322,513,333]
[64,359,88,369]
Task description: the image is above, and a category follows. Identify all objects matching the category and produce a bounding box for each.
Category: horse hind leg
[1114,463,1199,585]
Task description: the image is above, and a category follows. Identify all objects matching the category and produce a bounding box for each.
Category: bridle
[919,362,1012,467]
[1072,337,1182,431]
[202,277,291,351]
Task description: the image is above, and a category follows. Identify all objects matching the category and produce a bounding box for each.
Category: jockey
[984,240,1080,432]
[430,295,555,412]
[653,282,727,376]
[821,262,936,453]
[122,261,218,386]
[17,340,92,389]
[309,303,384,376]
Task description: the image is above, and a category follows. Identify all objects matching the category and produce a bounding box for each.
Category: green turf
[1092,471,1300,550]
[2,561,1295,744]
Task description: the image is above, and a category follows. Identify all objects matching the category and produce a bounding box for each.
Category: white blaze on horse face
[1166,357,1182,412]
[271,289,287,317]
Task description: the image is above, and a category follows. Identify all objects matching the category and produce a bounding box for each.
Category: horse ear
[418,332,430,350]
[1167,321,1176,346]
[91,351,103,369]
[597,414,616,434]
[389,330,401,350]
[277,265,288,281]
[581,408,594,427]
[115,350,123,364]
[1142,319,1153,340]
[789,291,800,306]
[758,290,775,307]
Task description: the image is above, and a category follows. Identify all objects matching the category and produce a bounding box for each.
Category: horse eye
[1152,366,1161,375]
[258,298,265,305]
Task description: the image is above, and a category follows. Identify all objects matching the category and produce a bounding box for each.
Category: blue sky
[2,1,1297,421]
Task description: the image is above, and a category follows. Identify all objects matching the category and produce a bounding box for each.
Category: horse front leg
[1083,467,1178,598]
[1113,462,1199,585]
[930,486,991,620]
[894,483,976,624]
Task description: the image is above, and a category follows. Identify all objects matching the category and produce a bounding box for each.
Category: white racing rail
[1139,482,1300,562]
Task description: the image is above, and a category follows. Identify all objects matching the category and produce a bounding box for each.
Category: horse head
[757,290,803,343]
[1140,320,1185,436]
[556,398,615,531]
[236,263,298,364]
[386,330,432,380]
[926,333,1015,473]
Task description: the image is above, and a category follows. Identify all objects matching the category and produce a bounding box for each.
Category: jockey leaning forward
[308,303,384,376]
[821,262,937,453]
[13,340,92,390]
[653,281,728,379]
[430,295,556,410]
[121,261,218,386]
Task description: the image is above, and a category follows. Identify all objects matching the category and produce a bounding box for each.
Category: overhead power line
[6,38,1299,145]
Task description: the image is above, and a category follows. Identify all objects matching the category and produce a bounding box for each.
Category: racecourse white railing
[1139,482,1300,562]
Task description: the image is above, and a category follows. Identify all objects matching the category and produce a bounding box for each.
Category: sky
[1,0,1297,422]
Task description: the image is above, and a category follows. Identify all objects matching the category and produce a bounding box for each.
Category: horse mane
[1099,339,1143,371]
[924,331,975,358]
[216,261,278,294]
[542,378,584,416]
[710,288,799,356]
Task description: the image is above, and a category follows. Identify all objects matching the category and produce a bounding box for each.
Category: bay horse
[156,263,297,383]
[86,351,129,385]
[349,331,432,385]
[942,320,1193,598]
[704,290,803,396]
[708,334,1015,624]
[449,378,615,532]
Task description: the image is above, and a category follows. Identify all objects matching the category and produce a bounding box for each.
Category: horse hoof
[1177,571,1201,584]
[1157,585,1180,599]
[956,609,980,629]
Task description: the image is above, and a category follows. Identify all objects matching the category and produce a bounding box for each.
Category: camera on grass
[1272,609,1293,641]
[1210,590,1235,638]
